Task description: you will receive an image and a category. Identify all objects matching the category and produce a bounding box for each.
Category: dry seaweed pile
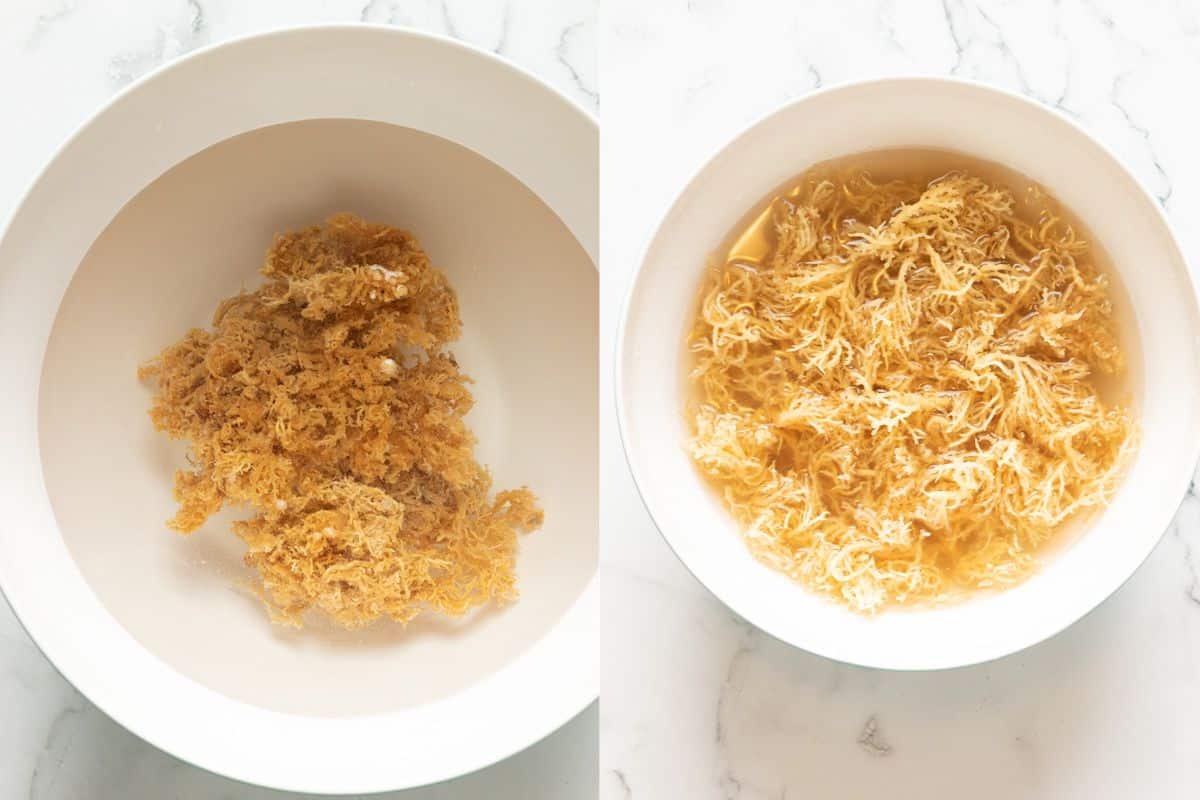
[687,172,1135,612]
[140,214,541,628]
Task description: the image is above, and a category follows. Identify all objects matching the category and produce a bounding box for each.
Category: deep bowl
[0,25,596,794]
[616,77,1200,671]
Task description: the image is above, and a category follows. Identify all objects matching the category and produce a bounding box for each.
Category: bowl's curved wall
[40,118,597,716]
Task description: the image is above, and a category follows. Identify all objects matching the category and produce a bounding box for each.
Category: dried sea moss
[687,172,1136,612]
[140,214,542,628]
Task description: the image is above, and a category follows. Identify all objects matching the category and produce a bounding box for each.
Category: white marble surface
[0,1,595,798]
[601,1,1200,798]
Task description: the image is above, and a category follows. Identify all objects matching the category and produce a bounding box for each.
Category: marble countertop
[10,0,1200,797]
[601,1,1200,798]
[0,1,595,798]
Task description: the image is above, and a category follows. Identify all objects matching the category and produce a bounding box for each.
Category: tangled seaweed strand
[140,214,542,628]
[687,172,1135,612]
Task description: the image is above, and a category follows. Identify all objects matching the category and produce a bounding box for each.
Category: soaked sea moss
[687,173,1135,612]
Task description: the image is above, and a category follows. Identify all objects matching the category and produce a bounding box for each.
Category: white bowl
[617,77,1200,671]
[0,26,596,793]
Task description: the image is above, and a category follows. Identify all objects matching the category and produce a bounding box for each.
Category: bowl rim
[614,73,1200,672]
[0,21,600,251]
[0,23,597,794]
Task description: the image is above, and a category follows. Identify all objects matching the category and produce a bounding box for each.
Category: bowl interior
[619,78,1200,670]
[39,118,597,715]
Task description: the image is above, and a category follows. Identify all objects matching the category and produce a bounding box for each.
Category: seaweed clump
[687,172,1135,612]
[140,214,541,628]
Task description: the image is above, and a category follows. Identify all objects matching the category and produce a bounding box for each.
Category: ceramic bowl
[0,25,596,793]
[616,77,1200,671]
